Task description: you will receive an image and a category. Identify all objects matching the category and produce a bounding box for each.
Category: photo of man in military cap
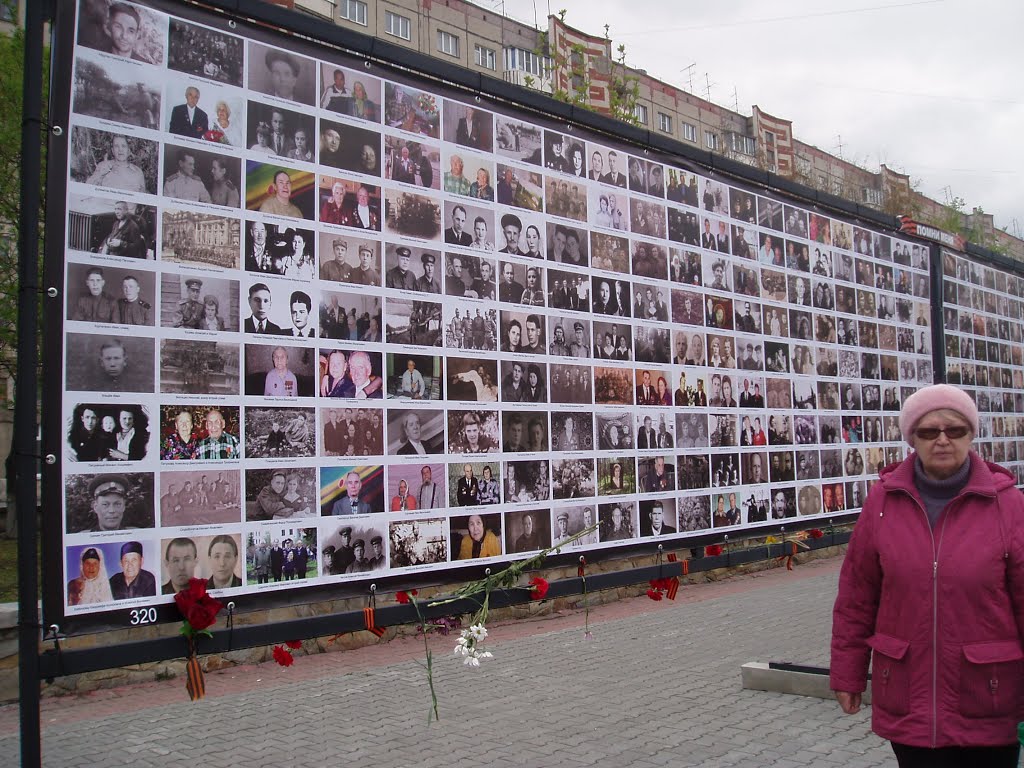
[66,473,154,533]
[386,245,417,291]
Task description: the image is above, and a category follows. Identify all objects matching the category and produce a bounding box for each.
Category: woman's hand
[834,691,861,714]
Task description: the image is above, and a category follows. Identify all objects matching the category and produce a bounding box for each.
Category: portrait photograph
[160,207,239,268]
[442,304,496,352]
[167,17,244,86]
[497,259,545,306]
[495,164,544,212]
[638,497,678,538]
[495,115,542,165]
[668,207,700,247]
[318,348,384,399]
[65,471,155,534]
[65,334,154,393]
[76,0,166,64]
[450,513,503,561]
[73,51,162,130]
[447,460,502,508]
[163,143,242,208]
[596,411,634,452]
[65,540,159,606]
[589,231,628,274]
[759,268,787,305]
[159,339,239,396]
[443,100,493,153]
[500,359,549,406]
[590,276,632,318]
[246,162,317,220]
[446,251,495,300]
[546,316,589,358]
[159,469,241,527]
[160,78,245,149]
[678,454,711,491]
[316,233,377,287]
[496,211,545,257]
[638,455,676,494]
[245,101,316,160]
[385,135,439,190]
[496,309,543,355]
[384,82,441,138]
[244,406,316,459]
[443,149,495,203]
[549,364,593,405]
[711,452,741,487]
[388,517,448,568]
[445,357,498,402]
[631,241,668,282]
[387,408,445,456]
[385,189,441,241]
[598,500,637,543]
[593,320,632,362]
[597,456,636,496]
[158,404,241,462]
[505,509,551,554]
[387,461,445,511]
[318,119,381,176]
[68,194,157,258]
[446,409,500,455]
[677,495,712,533]
[244,467,317,521]
[548,412,592,453]
[242,276,313,336]
[385,243,442,293]
[671,290,705,329]
[318,63,381,121]
[66,262,155,326]
[709,413,737,449]
[319,407,381,457]
[588,187,628,234]
[247,42,316,106]
[159,272,238,332]
[546,222,589,267]
[67,403,150,463]
[546,273,590,317]
[757,196,784,231]
[385,353,442,401]
[730,187,757,223]
[797,483,823,517]
[319,290,381,343]
[783,204,809,238]
[544,176,588,222]
[71,126,158,195]
[677,412,710,448]
[500,410,548,453]
[551,504,599,547]
[320,465,384,516]
[733,263,759,298]
[242,346,315,399]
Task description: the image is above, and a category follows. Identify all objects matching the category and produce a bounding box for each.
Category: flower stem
[410,597,439,723]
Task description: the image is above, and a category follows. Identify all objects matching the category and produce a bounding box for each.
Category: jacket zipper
[908,493,945,749]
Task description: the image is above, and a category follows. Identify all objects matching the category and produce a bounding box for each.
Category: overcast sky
[500,0,1023,236]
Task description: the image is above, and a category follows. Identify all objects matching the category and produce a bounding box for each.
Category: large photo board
[50,0,934,630]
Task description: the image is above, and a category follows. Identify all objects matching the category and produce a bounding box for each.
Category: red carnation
[285,640,302,650]
[396,589,418,604]
[528,577,549,600]
[808,529,824,539]
[202,129,225,143]
[272,645,294,667]
[705,545,723,557]
[174,577,223,634]
[646,588,663,601]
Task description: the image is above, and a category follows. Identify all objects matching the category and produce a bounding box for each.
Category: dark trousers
[892,741,1020,768]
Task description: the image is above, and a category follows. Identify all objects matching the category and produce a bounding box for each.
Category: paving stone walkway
[0,556,900,767]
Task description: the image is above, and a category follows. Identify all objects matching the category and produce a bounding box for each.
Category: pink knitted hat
[898,384,979,443]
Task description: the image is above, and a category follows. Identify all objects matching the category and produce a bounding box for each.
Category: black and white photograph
[161,208,239,268]
[167,18,244,86]
[67,403,150,463]
[77,0,166,64]
[244,101,315,159]
[318,119,381,176]
[544,130,586,178]
[66,263,155,326]
[65,472,155,534]
[500,410,549,452]
[549,364,593,405]
[73,51,162,129]
[320,407,383,457]
[505,509,551,554]
[504,460,551,504]
[163,144,242,208]
[445,357,498,402]
[159,469,241,526]
[630,199,666,239]
[677,495,712,533]
[495,115,542,165]
[598,500,637,542]
[385,298,442,347]
[546,316,590,358]
[65,334,155,393]
[495,165,544,212]
[386,409,445,456]
[319,289,381,342]
[389,518,448,568]
[244,407,315,459]
[247,42,317,106]
[443,100,494,154]
[638,498,678,538]
[160,339,240,396]
[159,272,239,332]
[71,127,158,194]
[69,194,157,258]
[544,176,588,222]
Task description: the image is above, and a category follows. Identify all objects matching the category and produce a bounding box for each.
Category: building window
[633,104,648,125]
[682,122,697,142]
[437,30,460,58]
[504,47,550,78]
[863,188,882,205]
[728,133,756,156]
[704,130,719,151]
[474,44,496,70]
[339,0,367,25]
[658,112,672,134]
[385,11,411,40]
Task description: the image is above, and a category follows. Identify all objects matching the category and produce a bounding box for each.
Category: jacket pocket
[867,633,911,716]
[959,641,1024,718]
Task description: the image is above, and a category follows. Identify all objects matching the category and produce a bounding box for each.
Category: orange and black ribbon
[363,606,386,637]
[185,637,206,701]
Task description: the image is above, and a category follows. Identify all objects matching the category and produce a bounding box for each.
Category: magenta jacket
[831,452,1024,747]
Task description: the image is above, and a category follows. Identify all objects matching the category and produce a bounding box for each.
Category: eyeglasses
[914,426,970,441]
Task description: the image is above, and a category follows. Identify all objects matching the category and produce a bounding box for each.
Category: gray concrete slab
[0,557,899,767]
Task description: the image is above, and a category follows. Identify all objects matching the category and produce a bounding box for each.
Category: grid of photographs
[941,249,1024,481]
[59,0,929,617]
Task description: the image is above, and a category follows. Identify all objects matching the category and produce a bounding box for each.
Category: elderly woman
[831,384,1024,767]
[457,514,501,559]
[67,547,113,605]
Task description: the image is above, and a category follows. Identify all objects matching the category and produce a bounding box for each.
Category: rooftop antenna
[680,62,696,93]
[703,72,714,102]
[731,86,739,112]
[834,134,844,160]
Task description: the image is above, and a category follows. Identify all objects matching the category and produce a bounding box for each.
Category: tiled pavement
[0,556,899,767]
